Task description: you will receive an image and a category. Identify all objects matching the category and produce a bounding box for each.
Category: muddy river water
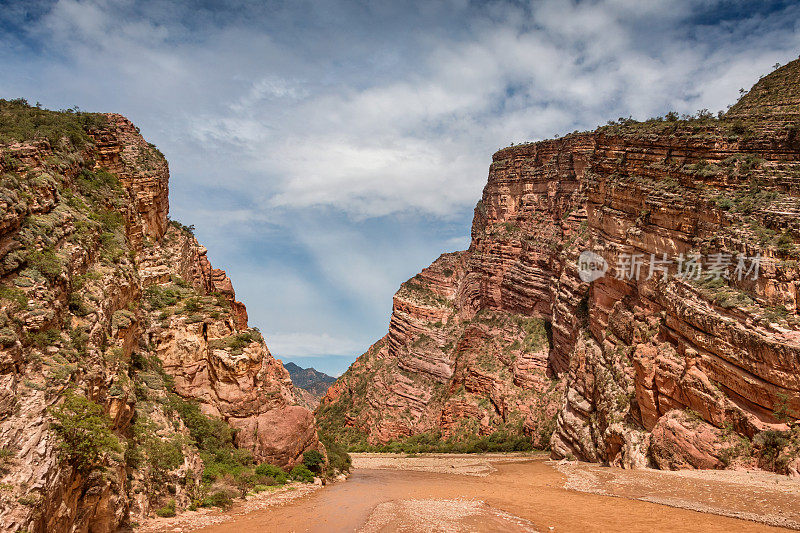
[191,455,798,533]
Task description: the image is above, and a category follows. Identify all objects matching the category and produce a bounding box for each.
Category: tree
[302,450,325,473]
[49,393,119,472]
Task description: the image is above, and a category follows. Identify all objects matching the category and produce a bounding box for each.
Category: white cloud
[3,0,799,370]
[263,332,366,358]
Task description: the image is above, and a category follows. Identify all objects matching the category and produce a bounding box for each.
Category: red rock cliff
[318,59,800,473]
[0,103,320,531]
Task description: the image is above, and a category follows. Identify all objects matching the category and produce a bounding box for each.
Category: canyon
[1,55,799,533]
[0,103,322,531]
[318,59,800,473]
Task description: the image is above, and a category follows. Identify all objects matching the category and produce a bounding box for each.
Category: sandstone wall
[0,107,319,531]
[319,59,800,473]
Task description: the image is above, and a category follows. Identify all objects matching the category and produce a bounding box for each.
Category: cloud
[1,0,799,372]
[264,332,365,358]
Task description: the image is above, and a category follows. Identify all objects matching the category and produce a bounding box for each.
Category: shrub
[49,393,120,471]
[145,437,184,473]
[0,327,17,348]
[155,499,176,518]
[17,494,39,506]
[26,328,60,348]
[201,450,251,483]
[68,293,92,316]
[319,434,352,474]
[356,428,535,454]
[208,330,262,355]
[168,396,235,453]
[290,464,314,483]
[144,285,180,309]
[235,471,257,497]
[0,99,106,147]
[0,446,14,474]
[182,297,201,313]
[302,450,325,473]
[168,219,195,236]
[254,463,288,484]
[0,285,27,308]
[201,489,234,510]
[26,248,62,282]
[111,309,135,330]
[754,430,790,471]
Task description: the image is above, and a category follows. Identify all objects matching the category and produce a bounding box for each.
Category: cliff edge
[0,102,321,531]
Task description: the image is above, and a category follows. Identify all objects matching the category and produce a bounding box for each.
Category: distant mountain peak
[283,362,336,409]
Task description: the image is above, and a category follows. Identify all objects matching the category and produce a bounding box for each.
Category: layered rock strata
[319,60,800,473]
[0,103,320,531]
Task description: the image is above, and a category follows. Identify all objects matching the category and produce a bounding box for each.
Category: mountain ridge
[284,361,336,410]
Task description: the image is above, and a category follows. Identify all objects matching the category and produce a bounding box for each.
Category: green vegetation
[24,248,62,282]
[289,464,314,483]
[155,499,177,518]
[0,327,17,348]
[68,293,93,316]
[128,354,309,515]
[348,429,534,454]
[595,109,723,137]
[318,433,351,475]
[397,276,452,308]
[753,430,790,471]
[302,449,325,473]
[0,285,27,308]
[201,489,234,510]
[0,98,106,148]
[693,276,754,310]
[254,463,289,484]
[144,285,181,309]
[0,447,14,475]
[111,309,135,330]
[168,218,195,236]
[130,419,184,480]
[207,330,263,355]
[26,328,60,348]
[49,393,120,472]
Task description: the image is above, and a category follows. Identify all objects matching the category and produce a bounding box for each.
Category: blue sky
[2,0,799,375]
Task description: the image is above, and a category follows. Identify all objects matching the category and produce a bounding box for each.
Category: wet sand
[190,454,799,533]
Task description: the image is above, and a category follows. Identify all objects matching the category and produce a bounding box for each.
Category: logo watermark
[577,250,608,282]
[577,251,762,282]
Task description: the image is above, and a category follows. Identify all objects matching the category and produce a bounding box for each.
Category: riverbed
[153,453,800,532]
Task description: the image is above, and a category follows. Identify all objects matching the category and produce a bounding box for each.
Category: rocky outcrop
[319,59,800,471]
[0,100,320,531]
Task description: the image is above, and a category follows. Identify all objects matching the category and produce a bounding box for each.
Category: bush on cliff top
[0,98,106,149]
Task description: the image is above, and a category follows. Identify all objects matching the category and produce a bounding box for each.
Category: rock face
[284,362,336,409]
[319,60,800,470]
[0,101,320,532]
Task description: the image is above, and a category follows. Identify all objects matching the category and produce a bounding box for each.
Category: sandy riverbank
[142,453,799,532]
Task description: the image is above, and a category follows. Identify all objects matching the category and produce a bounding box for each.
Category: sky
[1,0,799,376]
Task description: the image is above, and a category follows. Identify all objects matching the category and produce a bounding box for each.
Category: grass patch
[0,98,106,148]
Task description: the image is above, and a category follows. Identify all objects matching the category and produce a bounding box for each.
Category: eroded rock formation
[319,59,800,472]
[0,102,320,531]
